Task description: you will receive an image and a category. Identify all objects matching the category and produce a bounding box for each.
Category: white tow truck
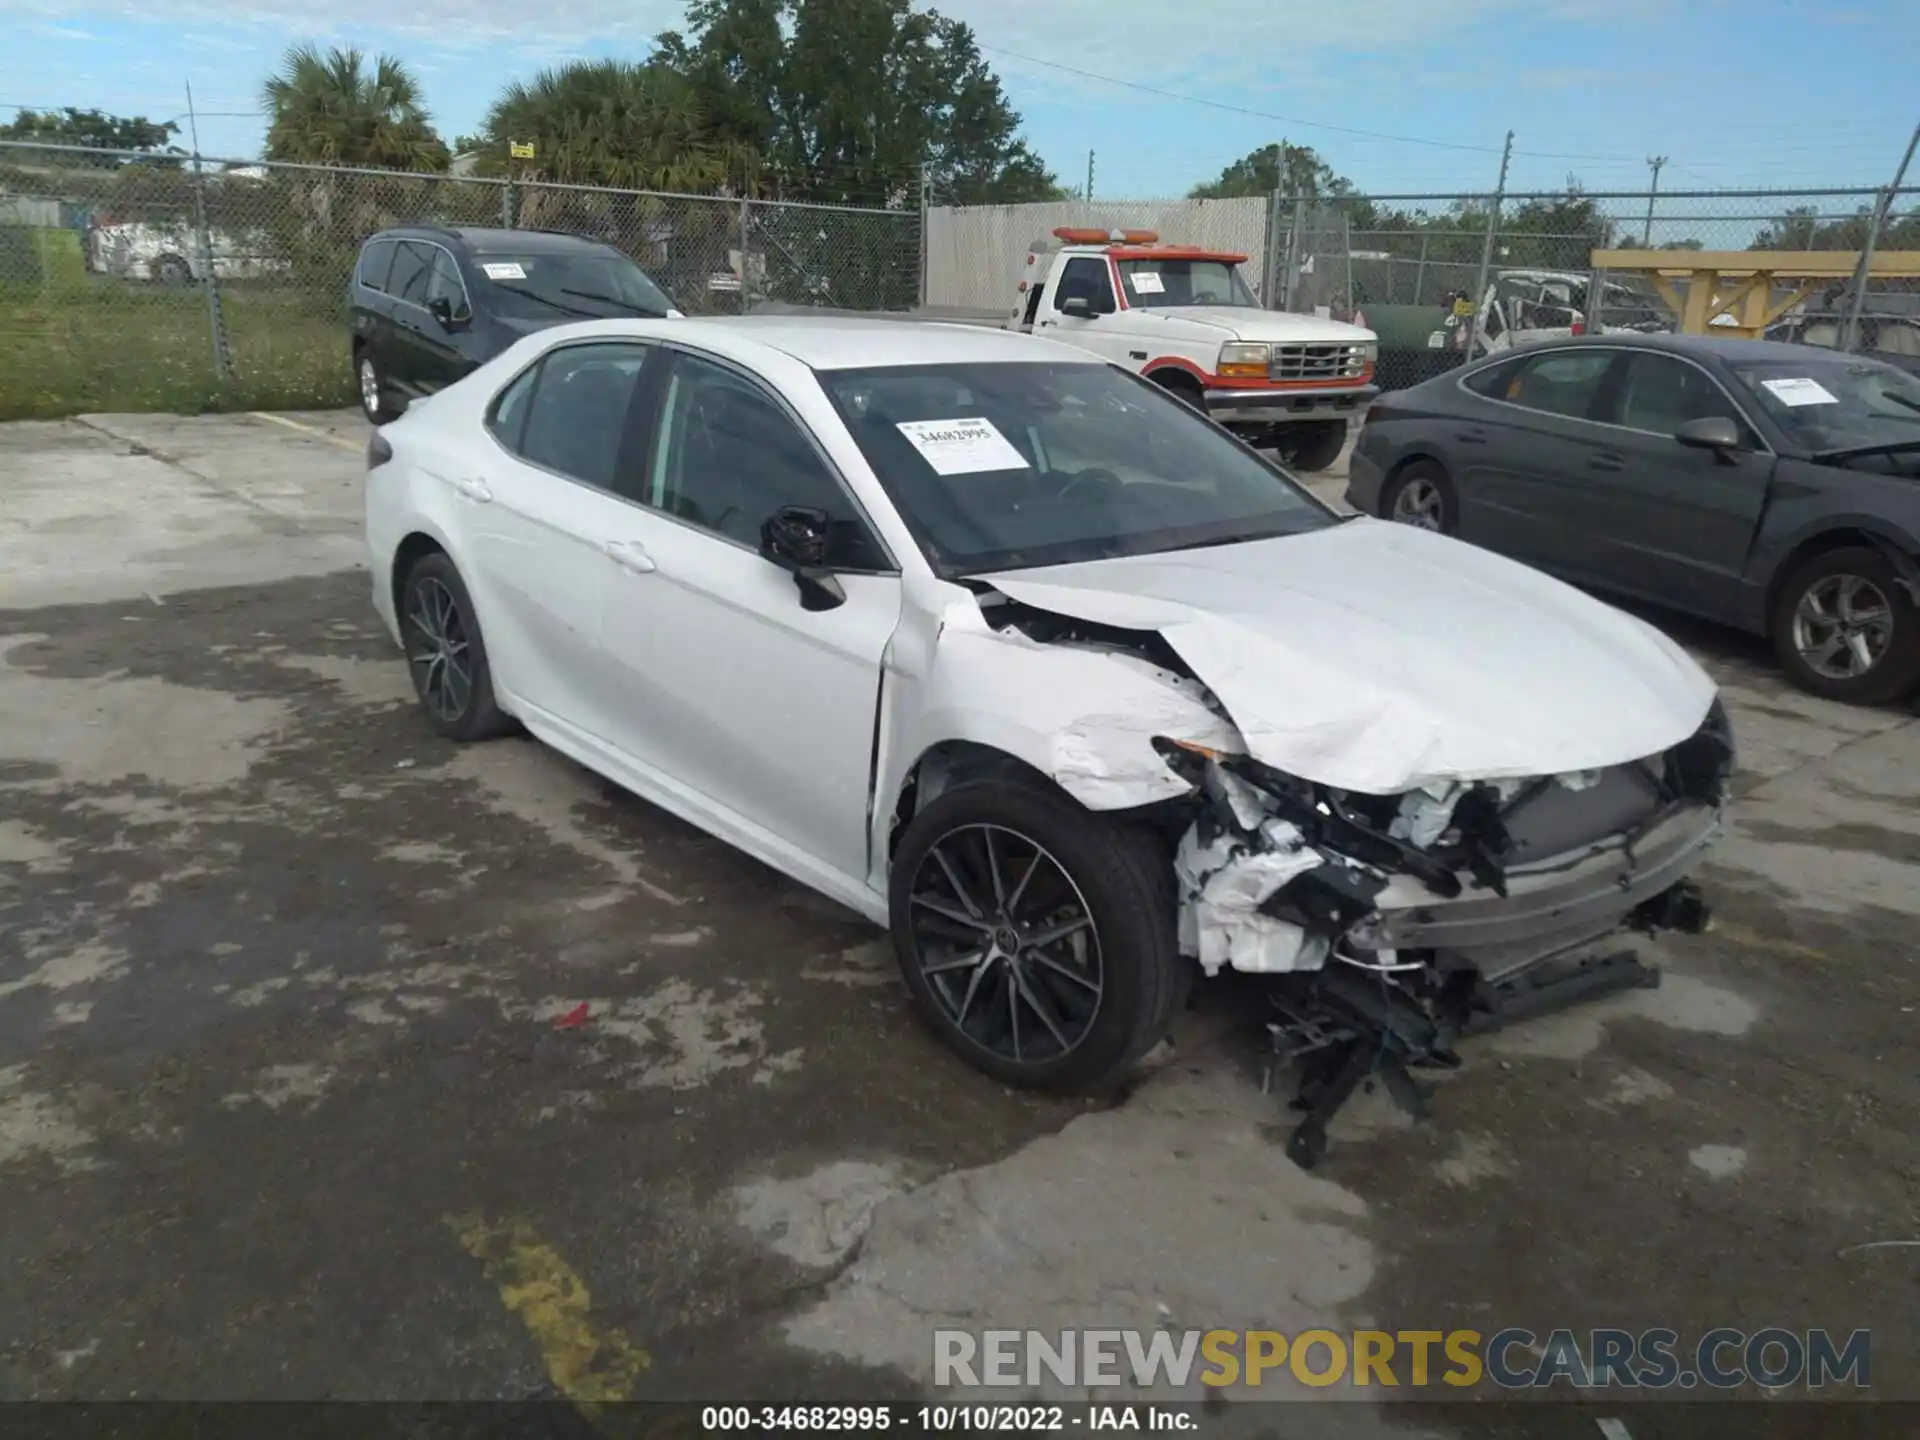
[1006,227,1378,472]
[757,226,1379,473]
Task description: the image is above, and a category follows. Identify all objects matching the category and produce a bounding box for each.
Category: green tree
[0,107,182,165]
[1189,141,1357,202]
[261,44,449,171]
[654,0,1063,206]
[477,59,741,191]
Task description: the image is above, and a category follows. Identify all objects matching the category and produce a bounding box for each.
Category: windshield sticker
[1760,376,1838,407]
[1129,271,1165,294]
[481,262,527,281]
[895,417,1029,475]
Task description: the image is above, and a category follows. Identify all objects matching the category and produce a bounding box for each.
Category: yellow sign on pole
[509,140,535,160]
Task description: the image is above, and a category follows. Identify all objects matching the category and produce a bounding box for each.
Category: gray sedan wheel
[1771,546,1920,705]
[1380,460,1457,535]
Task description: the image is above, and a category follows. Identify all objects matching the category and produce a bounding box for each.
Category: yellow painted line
[447,1212,652,1407]
[1702,919,1827,964]
[247,410,362,452]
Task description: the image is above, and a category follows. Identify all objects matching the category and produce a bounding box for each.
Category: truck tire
[1284,420,1348,473]
[1150,370,1206,412]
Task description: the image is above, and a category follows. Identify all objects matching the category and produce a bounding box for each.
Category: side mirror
[1059,295,1096,320]
[427,295,465,330]
[760,505,846,612]
[1674,415,1742,457]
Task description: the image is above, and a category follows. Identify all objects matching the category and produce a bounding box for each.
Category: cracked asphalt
[1,409,1915,1436]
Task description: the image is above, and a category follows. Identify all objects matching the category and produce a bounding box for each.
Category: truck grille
[1270,344,1371,382]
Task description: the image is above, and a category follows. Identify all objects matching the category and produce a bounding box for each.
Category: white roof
[521,314,1098,373]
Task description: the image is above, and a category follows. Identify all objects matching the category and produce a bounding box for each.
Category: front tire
[1771,545,1920,705]
[399,552,513,741]
[1379,458,1458,535]
[1282,420,1349,473]
[889,778,1184,1093]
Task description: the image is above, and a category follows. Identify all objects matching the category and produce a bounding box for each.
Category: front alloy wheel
[1391,475,1446,529]
[906,822,1105,1067]
[1771,545,1920,705]
[888,779,1184,1092]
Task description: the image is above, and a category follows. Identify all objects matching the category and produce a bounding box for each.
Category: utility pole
[1643,155,1667,245]
[1462,130,1514,360]
[1840,119,1920,352]
[917,160,931,307]
[1085,150,1095,205]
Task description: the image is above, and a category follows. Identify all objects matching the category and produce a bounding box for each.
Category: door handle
[604,540,657,574]
[447,474,492,502]
[1588,453,1625,472]
[1454,429,1487,445]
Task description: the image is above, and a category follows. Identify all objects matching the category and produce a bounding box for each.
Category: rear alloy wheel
[152,254,192,284]
[1283,420,1349,473]
[889,779,1183,1093]
[400,553,513,741]
[358,352,397,425]
[1772,545,1920,705]
[1380,459,1458,535]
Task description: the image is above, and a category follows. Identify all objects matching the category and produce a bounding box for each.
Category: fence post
[1281,197,1306,311]
[1462,130,1514,360]
[1840,120,1919,352]
[918,162,932,308]
[189,152,232,382]
[500,180,513,228]
[1413,233,1429,306]
[739,194,752,313]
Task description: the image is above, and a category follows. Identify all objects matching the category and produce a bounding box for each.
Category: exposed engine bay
[972,586,1735,1168]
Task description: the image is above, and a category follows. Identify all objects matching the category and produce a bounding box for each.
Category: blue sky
[2,0,1914,222]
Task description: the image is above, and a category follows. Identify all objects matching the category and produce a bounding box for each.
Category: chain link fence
[0,140,922,419]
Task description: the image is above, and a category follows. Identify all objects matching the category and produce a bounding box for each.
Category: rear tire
[398,552,514,742]
[357,349,398,425]
[1283,420,1349,473]
[1770,545,1920,705]
[889,778,1184,1094]
[1379,458,1458,535]
[152,254,192,284]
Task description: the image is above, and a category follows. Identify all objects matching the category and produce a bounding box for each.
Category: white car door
[594,347,903,890]
[457,339,657,743]
[1039,255,1139,369]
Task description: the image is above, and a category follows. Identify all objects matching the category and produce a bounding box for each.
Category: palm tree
[261,44,450,172]
[479,60,743,193]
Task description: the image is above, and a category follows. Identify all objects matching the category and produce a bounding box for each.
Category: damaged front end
[1153,701,1734,1168]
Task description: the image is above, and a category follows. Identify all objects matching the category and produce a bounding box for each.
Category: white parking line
[1596,1419,1634,1440]
[248,411,361,453]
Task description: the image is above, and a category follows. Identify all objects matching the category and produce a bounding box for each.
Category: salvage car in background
[1350,334,1920,705]
[364,315,1730,1165]
[84,212,286,283]
[349,225,683,423]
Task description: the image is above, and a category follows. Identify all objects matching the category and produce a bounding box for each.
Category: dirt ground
[0,409,1914,1436]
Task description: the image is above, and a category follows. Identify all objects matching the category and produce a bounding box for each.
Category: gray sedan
[1346,333,1920,705]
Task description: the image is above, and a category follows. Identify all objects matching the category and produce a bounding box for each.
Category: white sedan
[364,315,1733,1109]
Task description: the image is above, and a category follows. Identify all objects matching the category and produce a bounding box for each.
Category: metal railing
[0,140,922,419]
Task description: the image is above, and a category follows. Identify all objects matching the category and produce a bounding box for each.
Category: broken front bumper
[1204,384,1377,426]
[1344,799,1723,980]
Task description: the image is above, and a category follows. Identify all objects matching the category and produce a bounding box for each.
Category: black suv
[348,226,681,423]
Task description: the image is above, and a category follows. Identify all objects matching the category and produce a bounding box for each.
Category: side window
[424,248,470,319]
[488,362,542,451]
[358,240,395,292]
[1462,355,1522,397]
[1056,257,1115,314]
[514,344,649,490]
[1022,280,1047,327]
[1500,350,1616,420]
[387,241,434,306]
[646,353,887,569]
[1611,353,1750,441]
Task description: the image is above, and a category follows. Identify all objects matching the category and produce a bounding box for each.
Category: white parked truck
[758,226,1380,472]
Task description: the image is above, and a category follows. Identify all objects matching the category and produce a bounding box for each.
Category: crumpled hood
[981,519,1716,795]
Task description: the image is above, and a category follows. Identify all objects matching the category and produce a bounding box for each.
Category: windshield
[471,248,674,321]
[1729,357,1920,456]
[1116,258,1257,309]
[817,361,1335,577]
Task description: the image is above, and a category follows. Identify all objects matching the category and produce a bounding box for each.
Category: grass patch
[0,279,355,420]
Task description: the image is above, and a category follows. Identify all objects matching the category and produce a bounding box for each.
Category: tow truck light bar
[1050,226,1160,246]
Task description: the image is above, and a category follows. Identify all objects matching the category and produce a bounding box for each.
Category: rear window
[357,239,396,292]
[470,248,674,322]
